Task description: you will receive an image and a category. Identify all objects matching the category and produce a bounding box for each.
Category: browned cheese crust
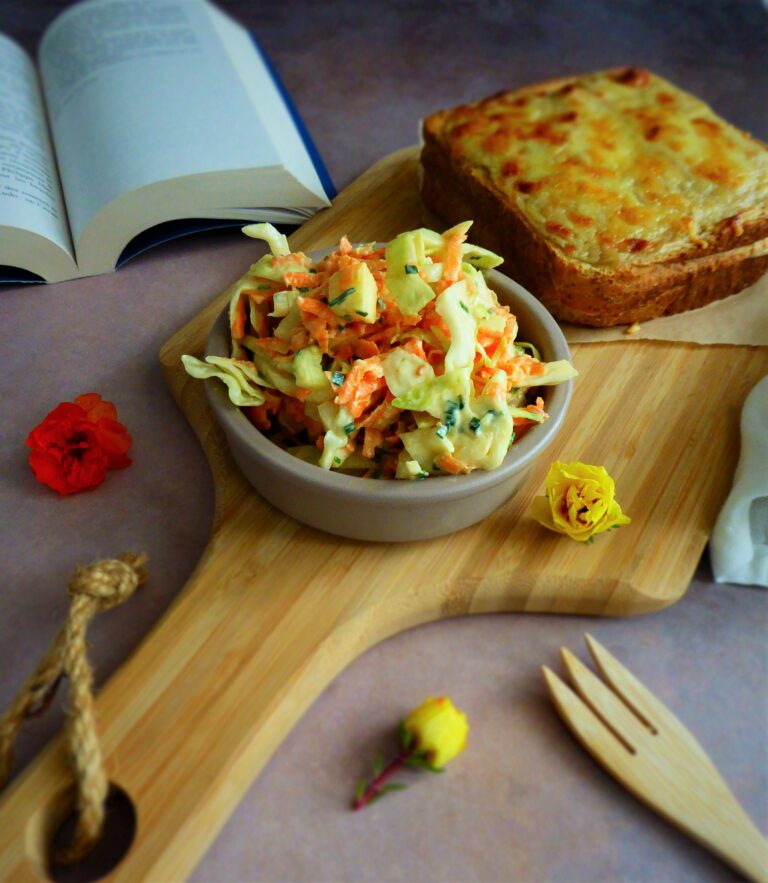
[420,68,768,326]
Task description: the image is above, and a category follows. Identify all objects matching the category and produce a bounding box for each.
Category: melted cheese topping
[439,68,768,267]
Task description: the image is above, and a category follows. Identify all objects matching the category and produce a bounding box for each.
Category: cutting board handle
[0,499,444,881]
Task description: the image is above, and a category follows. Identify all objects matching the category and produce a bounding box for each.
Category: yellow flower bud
[530,461,631,542]
[403,696,469,768]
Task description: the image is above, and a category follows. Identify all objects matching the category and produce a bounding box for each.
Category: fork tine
[560,648,652,752]
[585,634,668,733]
[541,665,633,772]
[548,647,768,883]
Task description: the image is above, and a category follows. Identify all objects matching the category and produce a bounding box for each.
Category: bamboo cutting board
[1,146,767,882]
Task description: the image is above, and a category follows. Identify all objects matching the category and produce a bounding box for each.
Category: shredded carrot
[477,329,502,351]
[359,395,400,430]
[335,355,386,418]
[272,252,311,268]
[245,405,271,431]
[512,422,535,441]
[420,300,451,338]
[333,343,355,362]
[247,296,272,338]
[436,452,471,474]
[367,327,400,347]
[304,317,331,353]
[472,361,496,389]
[283,271,324,289]
[401,337,427,360]
[362,427,383,459]
[441,231,465,285]
[354,338,379,359]
[483,374,508,398]
[426,347,444,369]
[279,398,324,441]
[297,296,337,325]
[500,355,546,387]
[230,293,247,340]
[252,337,288,354]
[244,389,281,431]
[513,400,547,433]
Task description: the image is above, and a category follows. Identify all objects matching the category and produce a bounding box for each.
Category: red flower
[26,394,132,495]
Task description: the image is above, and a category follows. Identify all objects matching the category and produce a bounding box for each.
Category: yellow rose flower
[530,461,631,542]
[352,696,469,809]
[403,696,469,768]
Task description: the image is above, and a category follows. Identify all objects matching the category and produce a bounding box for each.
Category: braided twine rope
[0,553,147,864]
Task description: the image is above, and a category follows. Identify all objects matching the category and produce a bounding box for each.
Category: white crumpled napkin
[710,375,768,587]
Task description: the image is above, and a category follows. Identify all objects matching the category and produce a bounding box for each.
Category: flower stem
[353,749,413,811]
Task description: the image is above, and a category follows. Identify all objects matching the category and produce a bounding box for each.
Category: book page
[0,33,73,256]
[204,4,331,204]
[38,0,285,248]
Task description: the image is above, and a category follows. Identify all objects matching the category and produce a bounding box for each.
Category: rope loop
[0,552,147,864]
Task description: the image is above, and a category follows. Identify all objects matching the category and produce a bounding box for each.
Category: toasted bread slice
[420,68,768,326]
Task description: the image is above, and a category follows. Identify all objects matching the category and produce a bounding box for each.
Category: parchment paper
[562,272,768,346]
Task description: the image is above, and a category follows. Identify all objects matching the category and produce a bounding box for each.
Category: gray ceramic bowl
[204,263,573,542]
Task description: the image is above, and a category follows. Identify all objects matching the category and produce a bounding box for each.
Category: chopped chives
[344,422,355,435]
[436,424,448,439]
[459,301,469,313]
[404,264,419,274]
[355,310,368,317]
[329,286,356,307]
[469,417,481,433]
[331,371,346,386]
[333,456,341,465]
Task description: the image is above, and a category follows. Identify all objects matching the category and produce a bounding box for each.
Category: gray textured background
[0,1,766,881]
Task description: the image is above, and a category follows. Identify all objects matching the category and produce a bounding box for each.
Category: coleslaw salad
[183,222,577,479]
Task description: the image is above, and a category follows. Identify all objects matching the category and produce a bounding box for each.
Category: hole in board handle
[43,783,137,883]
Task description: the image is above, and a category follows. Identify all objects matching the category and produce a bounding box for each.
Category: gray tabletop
[1,1,767,881]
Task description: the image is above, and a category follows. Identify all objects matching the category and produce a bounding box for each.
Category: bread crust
[421,69,768,326]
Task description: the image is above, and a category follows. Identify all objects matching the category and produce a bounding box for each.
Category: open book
[0,0,334,283]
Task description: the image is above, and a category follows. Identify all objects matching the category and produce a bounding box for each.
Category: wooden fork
[542,634,768,883]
